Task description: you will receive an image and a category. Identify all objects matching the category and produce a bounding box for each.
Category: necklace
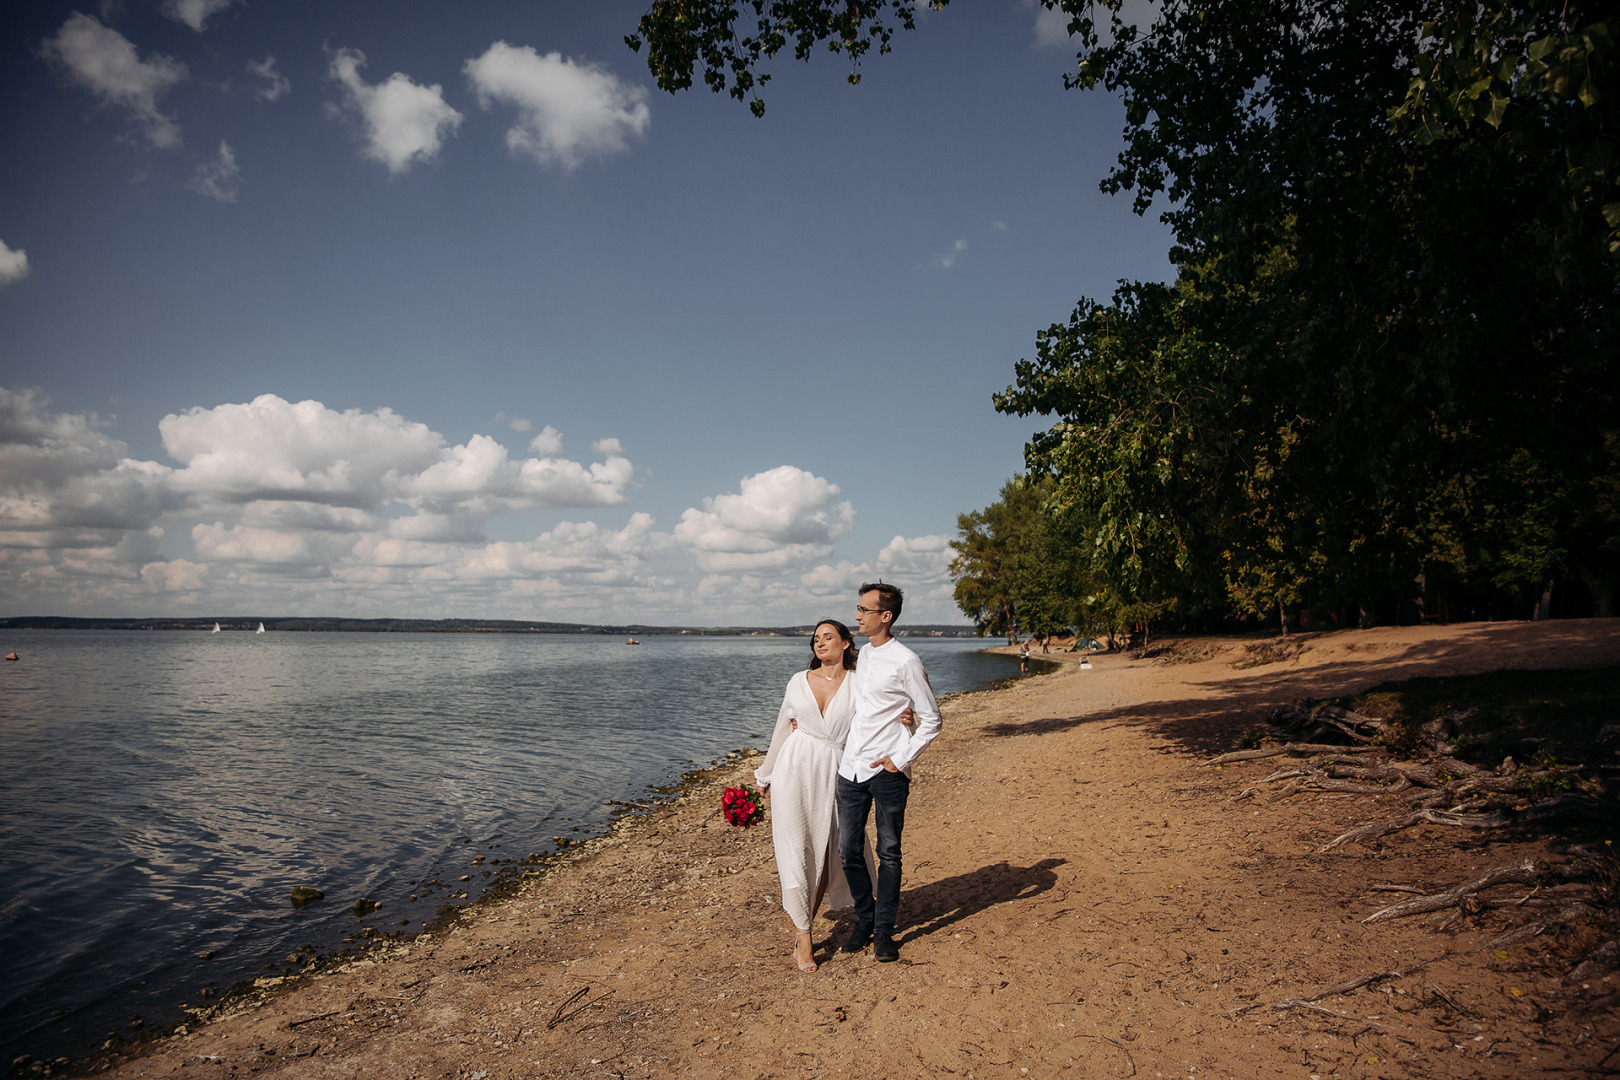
[817,669,842,681]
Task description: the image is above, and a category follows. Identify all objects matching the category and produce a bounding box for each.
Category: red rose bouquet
[721,784,763,827]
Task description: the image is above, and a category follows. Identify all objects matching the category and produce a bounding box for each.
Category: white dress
[754,669,870,931]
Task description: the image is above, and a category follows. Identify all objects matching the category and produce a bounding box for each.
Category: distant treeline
[0,616,977,637]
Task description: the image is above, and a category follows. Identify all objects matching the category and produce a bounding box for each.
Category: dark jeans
[836,769,910,937]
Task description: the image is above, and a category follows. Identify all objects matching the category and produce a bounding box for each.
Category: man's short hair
[859,581,904,623]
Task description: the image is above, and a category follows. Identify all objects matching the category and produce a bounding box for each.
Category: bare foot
[793,930,817,972]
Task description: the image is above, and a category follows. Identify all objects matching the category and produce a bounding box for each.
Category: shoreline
[69,619,1620,1079]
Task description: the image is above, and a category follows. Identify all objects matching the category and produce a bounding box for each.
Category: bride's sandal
[793,931,818,972]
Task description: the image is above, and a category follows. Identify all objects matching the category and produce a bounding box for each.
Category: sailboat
[255,623,266,635]
[211,622,221,634]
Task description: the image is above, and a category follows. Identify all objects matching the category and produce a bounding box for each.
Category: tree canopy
[629,1,1619,624]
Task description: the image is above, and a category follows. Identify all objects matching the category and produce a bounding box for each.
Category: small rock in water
[289,887,325,907]
[196,951,214,961]
[351,897,381,916]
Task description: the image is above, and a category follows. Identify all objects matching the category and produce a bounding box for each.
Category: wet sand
[84,620,1620,1079]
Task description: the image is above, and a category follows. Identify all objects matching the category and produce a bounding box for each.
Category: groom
[836,581,942,962]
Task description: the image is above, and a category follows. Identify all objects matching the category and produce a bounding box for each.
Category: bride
[755,619,880,972]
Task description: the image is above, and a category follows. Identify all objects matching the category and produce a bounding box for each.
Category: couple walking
[754,582,942,970]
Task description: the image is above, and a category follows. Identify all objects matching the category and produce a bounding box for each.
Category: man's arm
[884,660,941,771]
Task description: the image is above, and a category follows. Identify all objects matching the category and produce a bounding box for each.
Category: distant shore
[0,616,980,637]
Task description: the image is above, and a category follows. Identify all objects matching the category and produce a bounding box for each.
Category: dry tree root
[1320,809,1512,852]
[1474,903,1590,951]
[1206,742,1384,766]
[1229,968,1408,1017]
[1362,860,1538,924]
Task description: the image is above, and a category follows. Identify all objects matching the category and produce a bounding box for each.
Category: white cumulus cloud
[528,425,563,455]
[464,42,650,171]
[328,47,463,174]
[186,141,240,202]
[159,394,632,515]
[43,13,187,148]
[0,386,177,540]
[0,390,965,623]
[193,521,314,565]
[400,433,632,512]
[0,239,29,287]
[675,466,854,572]
[935,238,967,269]
[247,55,290,102]
[162,0,239,32]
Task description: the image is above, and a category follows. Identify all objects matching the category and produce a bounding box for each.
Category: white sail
[211,622,221,633]
[255,623,266,634]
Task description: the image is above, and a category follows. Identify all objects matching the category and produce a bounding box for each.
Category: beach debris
[289,887,324,907]
[546,986,614,1029]
[1362,860,1539,923]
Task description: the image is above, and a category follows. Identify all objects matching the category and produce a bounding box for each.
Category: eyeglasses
[855,605,884,616]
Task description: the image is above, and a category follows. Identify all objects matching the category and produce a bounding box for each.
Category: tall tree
[630,1,1619,619]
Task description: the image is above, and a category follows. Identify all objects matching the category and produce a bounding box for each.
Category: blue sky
[0,0,1172,624]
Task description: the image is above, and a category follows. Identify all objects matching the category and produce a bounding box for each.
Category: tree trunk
[1576,566,1615,617]
[1535,579,1554,621]
[1278,597,1288,638]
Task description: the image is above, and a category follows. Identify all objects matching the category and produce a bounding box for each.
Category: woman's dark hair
[808,619,858,671]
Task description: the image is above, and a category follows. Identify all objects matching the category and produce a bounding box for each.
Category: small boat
[4,651,17,662]
[626,637,640,645]
[211,622,221,634]
[255,623,266,634]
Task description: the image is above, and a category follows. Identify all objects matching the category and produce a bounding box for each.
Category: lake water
[0,630,1020,1065]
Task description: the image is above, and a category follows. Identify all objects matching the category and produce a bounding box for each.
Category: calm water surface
[0,630,1019,1064]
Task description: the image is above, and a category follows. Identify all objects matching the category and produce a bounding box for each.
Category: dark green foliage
[1345,666,1620,766]
[627,2,1619,620]
[998,0,1620,622]
[625,0,947,115]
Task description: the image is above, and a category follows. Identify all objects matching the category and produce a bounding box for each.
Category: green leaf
[1486,91,1509,129]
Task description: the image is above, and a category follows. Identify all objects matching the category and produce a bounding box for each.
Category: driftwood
[1229,968,1407,1016]
[1321,808,1512,852]
[1475,903,1589,951]
[1311,704,1400,744]
[1363,860,1537,924]
[1206,743,1384,766]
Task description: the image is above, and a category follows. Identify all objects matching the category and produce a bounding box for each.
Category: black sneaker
[873,935,899,962]
[839,925,873,954]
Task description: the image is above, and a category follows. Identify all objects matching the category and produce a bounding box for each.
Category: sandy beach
[75,619,1620,1080]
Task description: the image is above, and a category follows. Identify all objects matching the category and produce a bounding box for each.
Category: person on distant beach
[1019,641,1030,672]
[755,619,873,972]
[836,582,942,963]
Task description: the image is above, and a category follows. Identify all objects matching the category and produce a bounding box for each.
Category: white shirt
[837,638,942,782]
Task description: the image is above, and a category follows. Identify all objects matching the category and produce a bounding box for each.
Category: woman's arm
[753,677,799,788]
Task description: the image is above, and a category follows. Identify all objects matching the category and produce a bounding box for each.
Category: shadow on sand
[894,858,1065,944]
[978,621,1620,760]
